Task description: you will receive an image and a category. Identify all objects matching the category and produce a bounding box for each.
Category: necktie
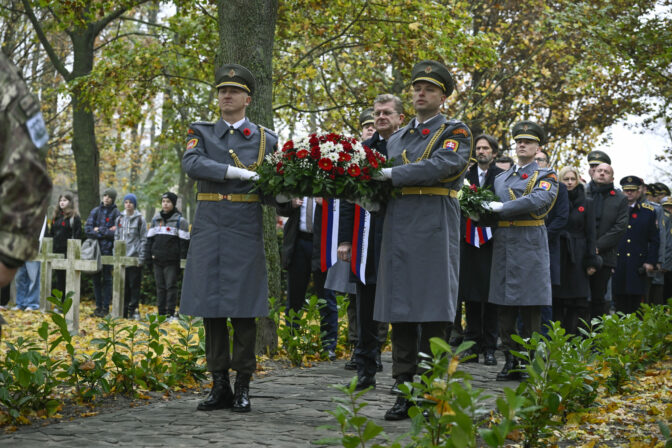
[305,198,313,233]
[479,171,486,187]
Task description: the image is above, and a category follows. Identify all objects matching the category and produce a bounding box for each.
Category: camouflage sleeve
[0,52,52,267]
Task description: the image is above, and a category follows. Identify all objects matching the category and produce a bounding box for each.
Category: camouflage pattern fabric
[0,51,52,268]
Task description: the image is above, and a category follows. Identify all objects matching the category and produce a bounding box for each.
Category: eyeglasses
[372,110,398,117]
[534,157,547,162]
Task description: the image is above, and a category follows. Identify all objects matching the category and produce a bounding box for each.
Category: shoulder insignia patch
[451,128,469,137]
[545,173,557,181]
[641,202,654,211]
[539,180,552,191]
[442,139,458,151]
[186,138,199,151]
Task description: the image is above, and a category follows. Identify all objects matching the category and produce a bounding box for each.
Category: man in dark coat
[181,64,279,413]
[458,134,502,366]
[337,94,405,390]
[585,163,629,319]
[613,176,659,314]
[585,150,612,197]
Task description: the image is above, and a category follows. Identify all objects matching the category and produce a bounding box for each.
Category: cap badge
[523,125,529,131]
[627,176,632,182]
[424,66,432,73]
[228,69,236,77]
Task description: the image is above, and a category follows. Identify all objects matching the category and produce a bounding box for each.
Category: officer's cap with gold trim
[215,63,255,95]
[512,120,546,145]
[411,60,454,96]
[359,108,374,127]
[662,196,672,207]
[655,182,670,196]
[587,150,611,166]
[620,175,643,191]
[646,183,659,195]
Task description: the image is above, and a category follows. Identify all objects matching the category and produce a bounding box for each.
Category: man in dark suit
[279,197,339,360]
[459,134,502,365]
[586,163,629,318]
[338,93,404,390]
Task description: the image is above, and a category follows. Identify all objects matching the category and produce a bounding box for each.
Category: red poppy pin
[243,128,251,136]
[578,206,585,212]
[521,173,528,179]
[61,221,66,226]
[105,218,109,222]
[632,213,637,219]
[166,227,171,231]
[421,128,430,135]
[610,190,615,196]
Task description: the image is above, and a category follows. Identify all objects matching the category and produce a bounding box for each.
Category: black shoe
[344,353,357,370]
[197,372,234,411]
[353,375,376,391]
[483,350,497,366]
[384,396,412,421]
[460,348,479,363]
[232,373,251,412]
[390,377,410,395]
[90,309,101,317]
[496,353,519,381]
[375,351,383,372]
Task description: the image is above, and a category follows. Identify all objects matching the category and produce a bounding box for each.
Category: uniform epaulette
[641,202,654,211]
[261,126,278,138]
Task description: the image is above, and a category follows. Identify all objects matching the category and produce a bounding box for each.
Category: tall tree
[217,0,281,354]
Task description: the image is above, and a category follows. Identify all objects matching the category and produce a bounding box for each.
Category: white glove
[275,193,291,203]
[226,166,259,181]
[483,201,503,212]
[373,168,392,181]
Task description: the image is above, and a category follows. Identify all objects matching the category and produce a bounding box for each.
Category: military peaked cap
[655,182,670,196]
[662,196,672,207]
[411,60,454,96]
[587,150,611,166]
[512,120,546,145]
[359,107,374,127]
[620,175,643,191]
[215,63,255,95]
[646,183,659,195]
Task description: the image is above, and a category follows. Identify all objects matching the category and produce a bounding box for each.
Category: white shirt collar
[223,117,246,129]
[414,114,439,128]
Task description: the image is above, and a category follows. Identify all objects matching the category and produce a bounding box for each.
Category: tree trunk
[217,0,280,355]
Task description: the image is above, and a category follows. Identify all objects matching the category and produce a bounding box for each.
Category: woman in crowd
[552,167,601,334]
[47,192,82,298]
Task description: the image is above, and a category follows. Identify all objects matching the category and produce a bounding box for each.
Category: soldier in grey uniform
[0,51,52,337]
[181,64,278,413]
[373,60,472,420]
[483,121,559,381]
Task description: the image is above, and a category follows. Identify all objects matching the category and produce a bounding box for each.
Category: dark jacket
[586,182,628,267]
[337,132,387,284]
[279,199,323,271]
[458,162,502,302]
[47,212,82,254]
[553,184,600,298]
[145,210,189,264]
[546,182,569,285]
[84,203,120,255]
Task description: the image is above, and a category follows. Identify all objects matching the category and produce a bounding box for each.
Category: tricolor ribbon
[351,205,371,284]
[320,198,339,272]
[465,218,492,248]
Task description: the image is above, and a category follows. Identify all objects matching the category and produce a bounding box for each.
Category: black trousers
[204,317,256,374]
[123,266,142,317]
[154,262,180,316]
[347,294,357,346]
[589,265,613,319]
[498,305,540,353]
[552,297,589,335]
[613,294,642,315]
[354,283,379,377]
[286,238,326,313]
[391,321,448,379]
[464,300,498,352]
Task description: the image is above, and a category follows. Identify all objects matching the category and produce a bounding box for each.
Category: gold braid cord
[530,173,559,219]
[228,126,266,172]
[402,124,447,164]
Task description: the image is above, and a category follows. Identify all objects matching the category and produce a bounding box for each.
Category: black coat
[553,185,600,298]
[279,199,323,271]
[47,212,82,254]
[458,163,502,302]
[337,132,387,285]
[546,183,569,285]
[586,182,629,267]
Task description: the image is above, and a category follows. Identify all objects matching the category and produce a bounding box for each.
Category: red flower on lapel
[632,213,637,219]
[421,128,430,135]
[105,217,109,222]
[578,206,585,212]
[166,227,171,231]
[521,173,528,179]
[243,128,251,136]
[610,190,615,195]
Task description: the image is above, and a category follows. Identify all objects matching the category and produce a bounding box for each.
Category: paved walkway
[0,352,518,447]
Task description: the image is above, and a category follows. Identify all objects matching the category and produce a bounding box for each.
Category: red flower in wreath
[338,152,352,162]
[521,173,528,179]
[470,184,478,192]
[282,141,294,152]
[296,149,309,159]
[632,213,638,219]
[276,162,284,174]
[243,127,251,137]
[578,206,585,212]
[421,128,430,135]
[310,147,321,160]
[318,158,334,171]
[610,190,615,196]
[336,167,345,175]
[347,164,361,177]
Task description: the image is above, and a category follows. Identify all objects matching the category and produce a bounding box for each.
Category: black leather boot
[384,395,412,421]
[232,373,252,413]
[496,352,519,381]
[353,375,376,390]
[344,352,357,370]
[197,371,233,411]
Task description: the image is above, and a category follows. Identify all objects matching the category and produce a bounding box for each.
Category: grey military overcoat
[180,118,277,318]
[374,115,472,323]
[488,162,559,307]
